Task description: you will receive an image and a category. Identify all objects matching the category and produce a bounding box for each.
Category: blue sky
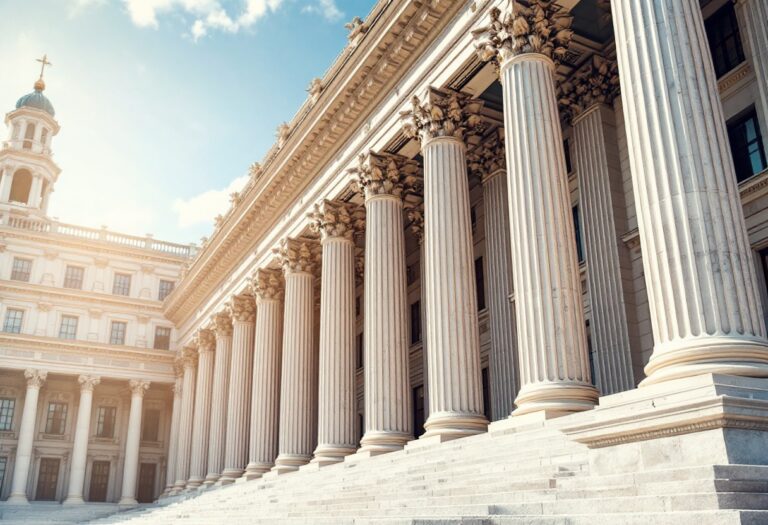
[0,0,377,244]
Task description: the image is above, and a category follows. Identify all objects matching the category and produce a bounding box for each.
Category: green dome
[16,80,55,117]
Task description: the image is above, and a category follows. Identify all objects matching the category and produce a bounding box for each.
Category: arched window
[40,128,49,149]
[9,169,33,204]
[23,123,36,150]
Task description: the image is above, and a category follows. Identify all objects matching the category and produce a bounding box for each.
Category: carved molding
[558,54,620,124]
[401,86,484,143]
[309,199,364,241]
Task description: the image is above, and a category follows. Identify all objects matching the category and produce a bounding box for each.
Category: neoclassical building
[3,0,768,521]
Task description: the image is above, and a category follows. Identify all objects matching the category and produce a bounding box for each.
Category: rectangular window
[45,402,68,435]
[356,333,364,369]
[63,265,84,290]
[112,273,131,296]
[705,2,745,78]
[141,409,160,442]
[96,406,116,438]
[727,107,767,183]
[0,398,16,431]
[109,321,127,345]
[58,315,78,340]
[413,385,425,438]
[3,309,24,334]
[475,257,486,311]
[153,326,171,350]
[573,205,585,264]
[10,258,32,282]
[158,280,175,301]
[410,301,422,345]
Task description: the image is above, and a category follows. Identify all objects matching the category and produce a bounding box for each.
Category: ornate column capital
[405,201,424,245]
[179,346,198,370]
[472,0,574,67]
[468,129,506,183]
[350,150,421,200]
[274,238,320,276]
[558,54,620,124]
[213,310,233,337]
[230,294,257,324]
[309,199,364,242]
[401,87,484,144]
[129,379,151,397]
[252,268,284,301]
[24,369,47,388]
[78,375,101,392]
[196,328,216,353]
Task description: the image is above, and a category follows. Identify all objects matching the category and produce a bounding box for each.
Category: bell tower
[0,54,61,221]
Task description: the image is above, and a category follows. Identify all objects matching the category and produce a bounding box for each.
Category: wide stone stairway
[84,415,768,525]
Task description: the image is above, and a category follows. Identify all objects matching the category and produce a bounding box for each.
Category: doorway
[89,461,110,502]
[35,458,60,501]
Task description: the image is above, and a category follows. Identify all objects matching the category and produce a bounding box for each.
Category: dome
[15,79,55,117]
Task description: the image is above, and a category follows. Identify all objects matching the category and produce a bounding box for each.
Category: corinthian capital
[467,129,506,182]
[78,375,101,392]
[24,369,47,388]
[472,0,574,66]
[274,237,320,275]
[351,151,421,200]
[405,202,425,245]
[252,268,284,301]
[179,346,197,369]
[196,328,216,353]
[558,54,620,123]
[401,87,484,143]
[230,294,256,323]
[309,199,364,241]
[129,379,151,397]
[213,311,233,337]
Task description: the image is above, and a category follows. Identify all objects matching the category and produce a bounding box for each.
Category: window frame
[153,326,171,350]
[58,315,78,340]
[109,320,127,345]
[0,398,16,431]
[158,279,175,301]
[3,308,24,334]
[704,1,746,78]
[63,265,85,290]
[141,408,161,442]
[112,273,132,297]
[95,406,116,438]
[44,401,68,435]
[727,106,768,183]
[10,257,32,282]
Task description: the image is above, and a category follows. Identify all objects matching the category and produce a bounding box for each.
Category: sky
[0,0,377,244]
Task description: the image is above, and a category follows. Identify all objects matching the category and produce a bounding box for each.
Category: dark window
[727,107,767,183]
[573,205,585,263]
[413,385,425,437]
[63,265,84,289]
[705,2,745,78]
[410,301,422,345]
[109,321,127,345]
[0,398,15,431]
[112,273,131,296]
[153,326,171,350]
[0,457,7,491]
[45,402,68,434]
[3,309,24,334]
[475,257,486,311]
[158,280,175,301]
[58,315,78,340]
[141,409,160,441]
[356,333,364,369]
[481,367,491,420]
[10,258,32,282]
[96,406,116,438]
[564,139,573,174]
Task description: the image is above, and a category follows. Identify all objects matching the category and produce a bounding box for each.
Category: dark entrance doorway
[89,461,110,502]
[136,463,156,503]
[36,458,60,501]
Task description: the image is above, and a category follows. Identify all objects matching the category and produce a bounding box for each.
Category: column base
[218,468,245,484]
[202,473,220,486]
[359,430,412,454]
[311,444,356,464]
[513,381,598,418]
[4,493,29,505]
[641,336,768,386]
[243,462,272,480]
[62,496,85,505]
[271,453,311,474]
[171,480,187,493]
[423,411,488,440]
[186,476,204,489]
[118,497,138,507]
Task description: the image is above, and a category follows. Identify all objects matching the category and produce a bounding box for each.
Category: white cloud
[172,175,249,229]
[302,0,343,21]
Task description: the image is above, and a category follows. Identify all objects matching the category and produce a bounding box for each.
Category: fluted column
[272,238,319,472]
[403,87,488,438]
[736,0,768,128]
[173,348,196,492]
[473,2,598,416]
[611,0,768,383]
[310,200,362,463]
[7,369,47,504]
[470,131,519,420]
[63,375,101,504]
[187,330,216,488]
[204,311,232,485]
[119,379,150,506]
[220,295,255,482]
[163,373,183,495]
[245,270,284,479]
[353,152,416,453]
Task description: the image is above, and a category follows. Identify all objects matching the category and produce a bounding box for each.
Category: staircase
[0,502,126,524]
[86,416,768,525]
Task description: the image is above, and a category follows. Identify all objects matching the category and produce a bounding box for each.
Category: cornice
[164,0,467,325]
[740,168,768,205]
[0,148,61,177]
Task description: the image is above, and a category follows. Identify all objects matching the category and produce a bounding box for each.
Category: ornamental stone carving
[309,200,364,241]
[24,369,47,388]
[179,346,198,369]
[467,129,506,181]
[401,87,484,143]
[274,238,320,275]
[252,269,284,301]
[558,55,620,123]
[78,375,101,392]
[307,78,324,103]
[196,328,216,353]
[213,311,233,337]
[472,0,574,65]
[405,202,425,244]
[276,123,291,148]
[351,151,421,200]
[230,294,257,323]
[129,379,151,397]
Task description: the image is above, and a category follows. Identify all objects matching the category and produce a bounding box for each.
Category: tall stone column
[469,131,519,420]
[205,311,232,485]
[402,87,488,438]
[119,379,150,506]
[220,295,255,482]
[272,238,319,472]
[163,372,183,495]
[310,200,362,463]
[7,369,47,504]
[473,2,598,416]
[245,270,284,479]
[353,151,416,452]
[63,375,100,504]
[559,55,635,395]
[736,0,768,129]
[187,330,216,488]
[611,0,768,383]
[173,348,196,492]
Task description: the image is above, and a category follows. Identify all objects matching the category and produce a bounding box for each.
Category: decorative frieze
[351,151,421,200]
[558,55,620,123]
[309,199,364,241]
[401,87,484,143]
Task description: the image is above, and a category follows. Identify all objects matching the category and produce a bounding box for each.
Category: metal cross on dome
[36,54,52,79]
